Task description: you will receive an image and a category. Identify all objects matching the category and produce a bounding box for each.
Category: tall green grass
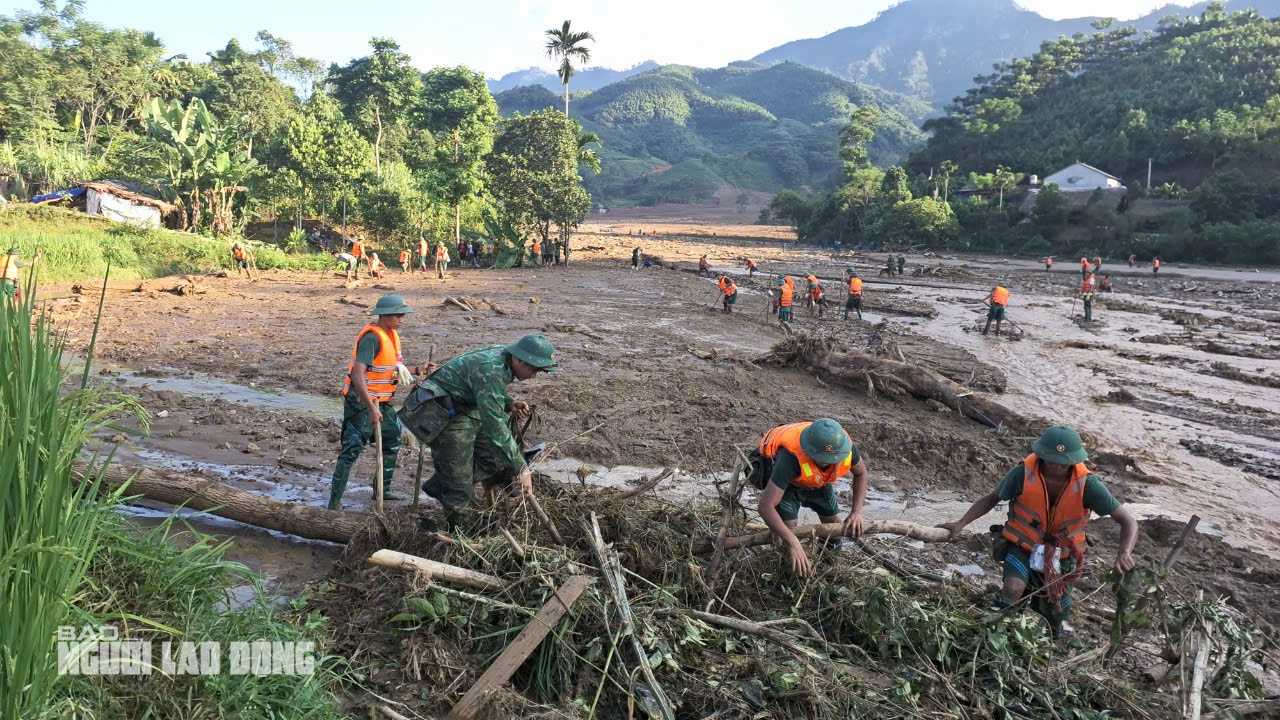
[0,205,331,284]
[0,281,142,718]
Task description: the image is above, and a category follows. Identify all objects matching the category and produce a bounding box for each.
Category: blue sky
[2,0,1200,79]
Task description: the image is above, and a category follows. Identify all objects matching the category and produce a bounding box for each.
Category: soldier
[897,254,905,276]
[418,335,559,528]
[844,272,863,321]
[1,247,38,300]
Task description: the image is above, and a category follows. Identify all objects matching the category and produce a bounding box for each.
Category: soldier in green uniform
[418,335,559,527]
[897,254,905,276]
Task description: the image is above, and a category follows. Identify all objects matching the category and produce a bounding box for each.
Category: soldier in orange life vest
[350,238,366,279]
[843,271,863,320]
[1128,253,1136,268]
[1,247,39,300]
[1079,256,1089,278]
[417,237,430,272]
[937,427,1137,635]
[328,295,434,510]
[776,275,795,328]
[698,255,711,277]
[1080,272,1097,323]
[1044,256,1053,272]
[717,274,737,314]
[983,283,1010,336]
[1152,257,1160,277]
[804,273,826,317]
[398,249,411,273]
[529,240,542,266]
[368,253,385,279]
[749,419,870,577]
[435,242,450,280]
[745,258,757,278]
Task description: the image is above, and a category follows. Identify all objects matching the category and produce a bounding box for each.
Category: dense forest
[768,3,1280,265]
[0,1,591,251]
[495,62,928,205]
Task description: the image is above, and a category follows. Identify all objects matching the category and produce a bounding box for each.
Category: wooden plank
[366,549,504,592]
[446,575,593,720]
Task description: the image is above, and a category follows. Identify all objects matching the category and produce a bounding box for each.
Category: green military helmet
[507,334,558,372]
[776,276,787,286]
[845,266,855,274]
[1032,425,1088,465]
[370,294,413,316]
[799,418,852,466]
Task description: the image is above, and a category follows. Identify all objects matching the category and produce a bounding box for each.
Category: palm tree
[544,20,594,116]
[576,129,602,174]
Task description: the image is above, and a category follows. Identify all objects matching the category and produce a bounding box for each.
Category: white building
[1042,162,1123,192]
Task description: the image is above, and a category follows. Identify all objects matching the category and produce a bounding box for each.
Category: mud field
[40,230,1280,635]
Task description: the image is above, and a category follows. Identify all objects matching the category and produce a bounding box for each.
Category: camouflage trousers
[328,394,401,509]
[423,410,528,525]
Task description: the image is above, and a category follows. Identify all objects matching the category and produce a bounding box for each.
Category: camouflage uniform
[421,346,526,523]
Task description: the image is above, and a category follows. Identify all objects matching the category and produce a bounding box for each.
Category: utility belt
[400,380,466,445]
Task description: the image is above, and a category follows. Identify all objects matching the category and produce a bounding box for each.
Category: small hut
[31,180,178,228]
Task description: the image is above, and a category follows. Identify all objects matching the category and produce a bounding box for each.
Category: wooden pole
[527,494,565,546]
[446,576,593,720]
[1163,515,1200,570]
[694,520,950,554]
[374,418,385,514]
[366,549,503,592]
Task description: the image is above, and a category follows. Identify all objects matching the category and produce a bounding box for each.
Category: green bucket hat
[776,276,787,286]
[799,419,852,466]
[506,334,558,371]
[370,294,413,316]
[1032,426,1088,465]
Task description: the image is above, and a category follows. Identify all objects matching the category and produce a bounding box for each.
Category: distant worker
[1045,256,1053,272]
[399,249,411,273]
[632,247,641,271]
[419,335,558,528]
[1128,254,1136,268]
[844,272,863,321]
[351,238,367,276]
[749,419,869,577]
[885,255,896,277]
[529,240,542,267]
[936,426,1138,637]
[1152,257,1160,277]
[1,247,39,300]
[698,255,711,277]
[328,295,432,510]
[897,254,905,276]
[435,242,450,280]
[983,282,1010,337]
[717,274,737,314]
[333,251,357,283]
[1099,274,1113,293]
[368,253,386,279]
[1080,272,1096,324]
[745,258,758,278]
[418,237,431,273]
[805,273,826,317]
[777,276,795,329]
[1079,257,1089,278]
[231,242,254,280]
[1092,256,1103,275]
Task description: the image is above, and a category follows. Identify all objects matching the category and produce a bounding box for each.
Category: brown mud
[37,231,1280,680]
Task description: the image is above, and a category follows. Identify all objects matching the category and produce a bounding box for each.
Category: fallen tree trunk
[367,549,504,592]
[71,462,369,544]
[756,335,1038,432]
[72,281,144,295]
[694,521,950,554]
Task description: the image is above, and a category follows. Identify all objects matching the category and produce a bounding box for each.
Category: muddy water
[909,284,1280,554]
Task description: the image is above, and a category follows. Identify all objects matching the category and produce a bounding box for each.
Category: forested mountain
[495,62,930,204]
[487,61,659,94]
[908,5,1280,189]
[752,0,1280,107]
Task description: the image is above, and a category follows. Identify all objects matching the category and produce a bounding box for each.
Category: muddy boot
[995,322,1002,337]
[982,320,991,336]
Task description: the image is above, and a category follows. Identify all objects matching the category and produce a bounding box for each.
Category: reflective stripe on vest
[759,422,854,489]
[991,286,1010,307]
[1001,453,1090,556]
[343,324,403,402]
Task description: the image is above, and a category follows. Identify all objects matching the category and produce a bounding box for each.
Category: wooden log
[444,296,473,312]
[694,521,950,554]
[611,467,674,502]
[71,281,144,295]
[446,575,593,720]
[72,461,368,544]
[366,549,504,592]
[527,494,565,546]
[1163,515,1200,570]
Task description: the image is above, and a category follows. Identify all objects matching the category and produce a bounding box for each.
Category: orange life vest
[848,277,863,296]
[746,259,756,269]
[719,278,736,297]
[435,245,448,262]
[1002,453,1090,555]
[232,246,247,261]
[1046,257,1053,266]
[1080,257,1087,267]
[419,239,429,256]
[991,286,1010,306]
[343,324,403,402]
[351,242,365,258]
[2,254,21,282]
[1081,276,1096,294]
[810,286,823,301]
[759,422,854,489]
[806,274,819,286]
[399,251,410,264]
[531,241,541,255]
[1153,259,1160,268]
[700,256,708,266]
[779,281,794,307]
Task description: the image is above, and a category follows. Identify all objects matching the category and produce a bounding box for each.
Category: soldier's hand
[512,401,531,419]
[1114,551,1136,573]
[368,404,383,426]
[517,466,534,498]
[935,522,963,542]
[842,510,864,538]
[788,541,811,577]
[416,362,437,376]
